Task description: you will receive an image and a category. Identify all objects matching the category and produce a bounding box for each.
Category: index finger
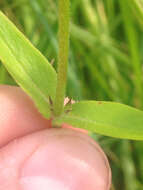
[0,85,51,147]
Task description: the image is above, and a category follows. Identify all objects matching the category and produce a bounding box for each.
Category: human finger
[0,85,51,147]
[0,128,111,190]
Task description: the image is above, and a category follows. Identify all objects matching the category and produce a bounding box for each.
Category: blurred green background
[0,0,143,189]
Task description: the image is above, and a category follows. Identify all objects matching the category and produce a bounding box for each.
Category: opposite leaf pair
[0,11,143,140]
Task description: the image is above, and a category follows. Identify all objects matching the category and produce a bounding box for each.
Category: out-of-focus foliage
[0,0,143,189]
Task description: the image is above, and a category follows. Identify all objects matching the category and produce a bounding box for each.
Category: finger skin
[0,128,111,190]
[0,85,111,189]
[0,85,51,147]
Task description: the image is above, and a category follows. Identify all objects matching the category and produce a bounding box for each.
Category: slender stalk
[53,0,70,116]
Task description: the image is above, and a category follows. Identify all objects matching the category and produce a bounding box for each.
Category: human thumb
[0,128,111,190]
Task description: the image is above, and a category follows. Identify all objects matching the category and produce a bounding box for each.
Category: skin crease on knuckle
[0,85,111,190]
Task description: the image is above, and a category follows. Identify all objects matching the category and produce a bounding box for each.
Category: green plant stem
[53,0,70,117]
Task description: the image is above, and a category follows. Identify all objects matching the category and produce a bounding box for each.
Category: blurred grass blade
[0,11,57,118]
[54,101,143,140]
[130,0,143,28]
[120,141,138,190]
[120,0,143,107]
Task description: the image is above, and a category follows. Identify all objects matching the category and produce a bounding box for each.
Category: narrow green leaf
[0,11,57,118]
[54,101,143,140]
